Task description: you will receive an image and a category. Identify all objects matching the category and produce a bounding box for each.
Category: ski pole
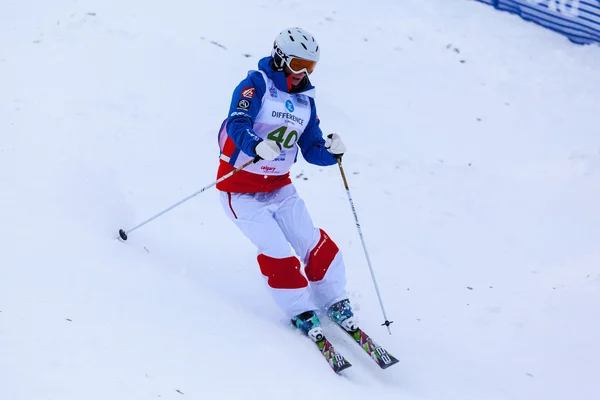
[118,156,258,241]
[336,157,394,334]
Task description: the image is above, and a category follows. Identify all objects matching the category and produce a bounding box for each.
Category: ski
[314,336,352,373]
[291,310,352,374]
[334,323,399,369]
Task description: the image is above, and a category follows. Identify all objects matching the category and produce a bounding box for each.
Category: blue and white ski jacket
[216,56,336,193]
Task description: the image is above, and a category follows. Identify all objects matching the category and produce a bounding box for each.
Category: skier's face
[289,71,306,86]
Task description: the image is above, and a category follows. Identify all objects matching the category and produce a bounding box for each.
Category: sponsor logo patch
[285,100,295,112]
[261,165,277,172]
[269,86,278,98]
[241,87,255,98]
[296,96,309,107]
[230,111,250,118]
[237,99,251,111]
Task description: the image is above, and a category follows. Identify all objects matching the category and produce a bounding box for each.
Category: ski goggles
[287,56,317,75]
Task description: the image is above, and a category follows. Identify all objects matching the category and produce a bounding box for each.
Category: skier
[216,27,357,342]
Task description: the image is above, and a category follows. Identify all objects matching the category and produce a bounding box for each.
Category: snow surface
[2,0,599,399]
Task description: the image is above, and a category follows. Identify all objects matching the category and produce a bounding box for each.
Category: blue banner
[475,0,600,44]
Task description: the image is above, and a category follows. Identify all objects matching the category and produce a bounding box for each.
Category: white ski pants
[219,184,348,318]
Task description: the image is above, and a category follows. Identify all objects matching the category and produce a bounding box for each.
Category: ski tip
[378,356,400,369]
[334,362,353,374]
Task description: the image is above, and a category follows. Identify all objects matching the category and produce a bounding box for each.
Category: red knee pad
[305,229,339,282]
[258,254,308,289]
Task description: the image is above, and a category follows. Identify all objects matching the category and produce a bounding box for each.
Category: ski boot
[327,299,358,332]
[291,310,324,342]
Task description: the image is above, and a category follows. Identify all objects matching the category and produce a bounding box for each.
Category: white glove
[325,133,346,158]
[255,140,282,161]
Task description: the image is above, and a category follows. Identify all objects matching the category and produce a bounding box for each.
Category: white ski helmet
[271,27,320,74]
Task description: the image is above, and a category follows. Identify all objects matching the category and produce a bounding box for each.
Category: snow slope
[1,0,599,399]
